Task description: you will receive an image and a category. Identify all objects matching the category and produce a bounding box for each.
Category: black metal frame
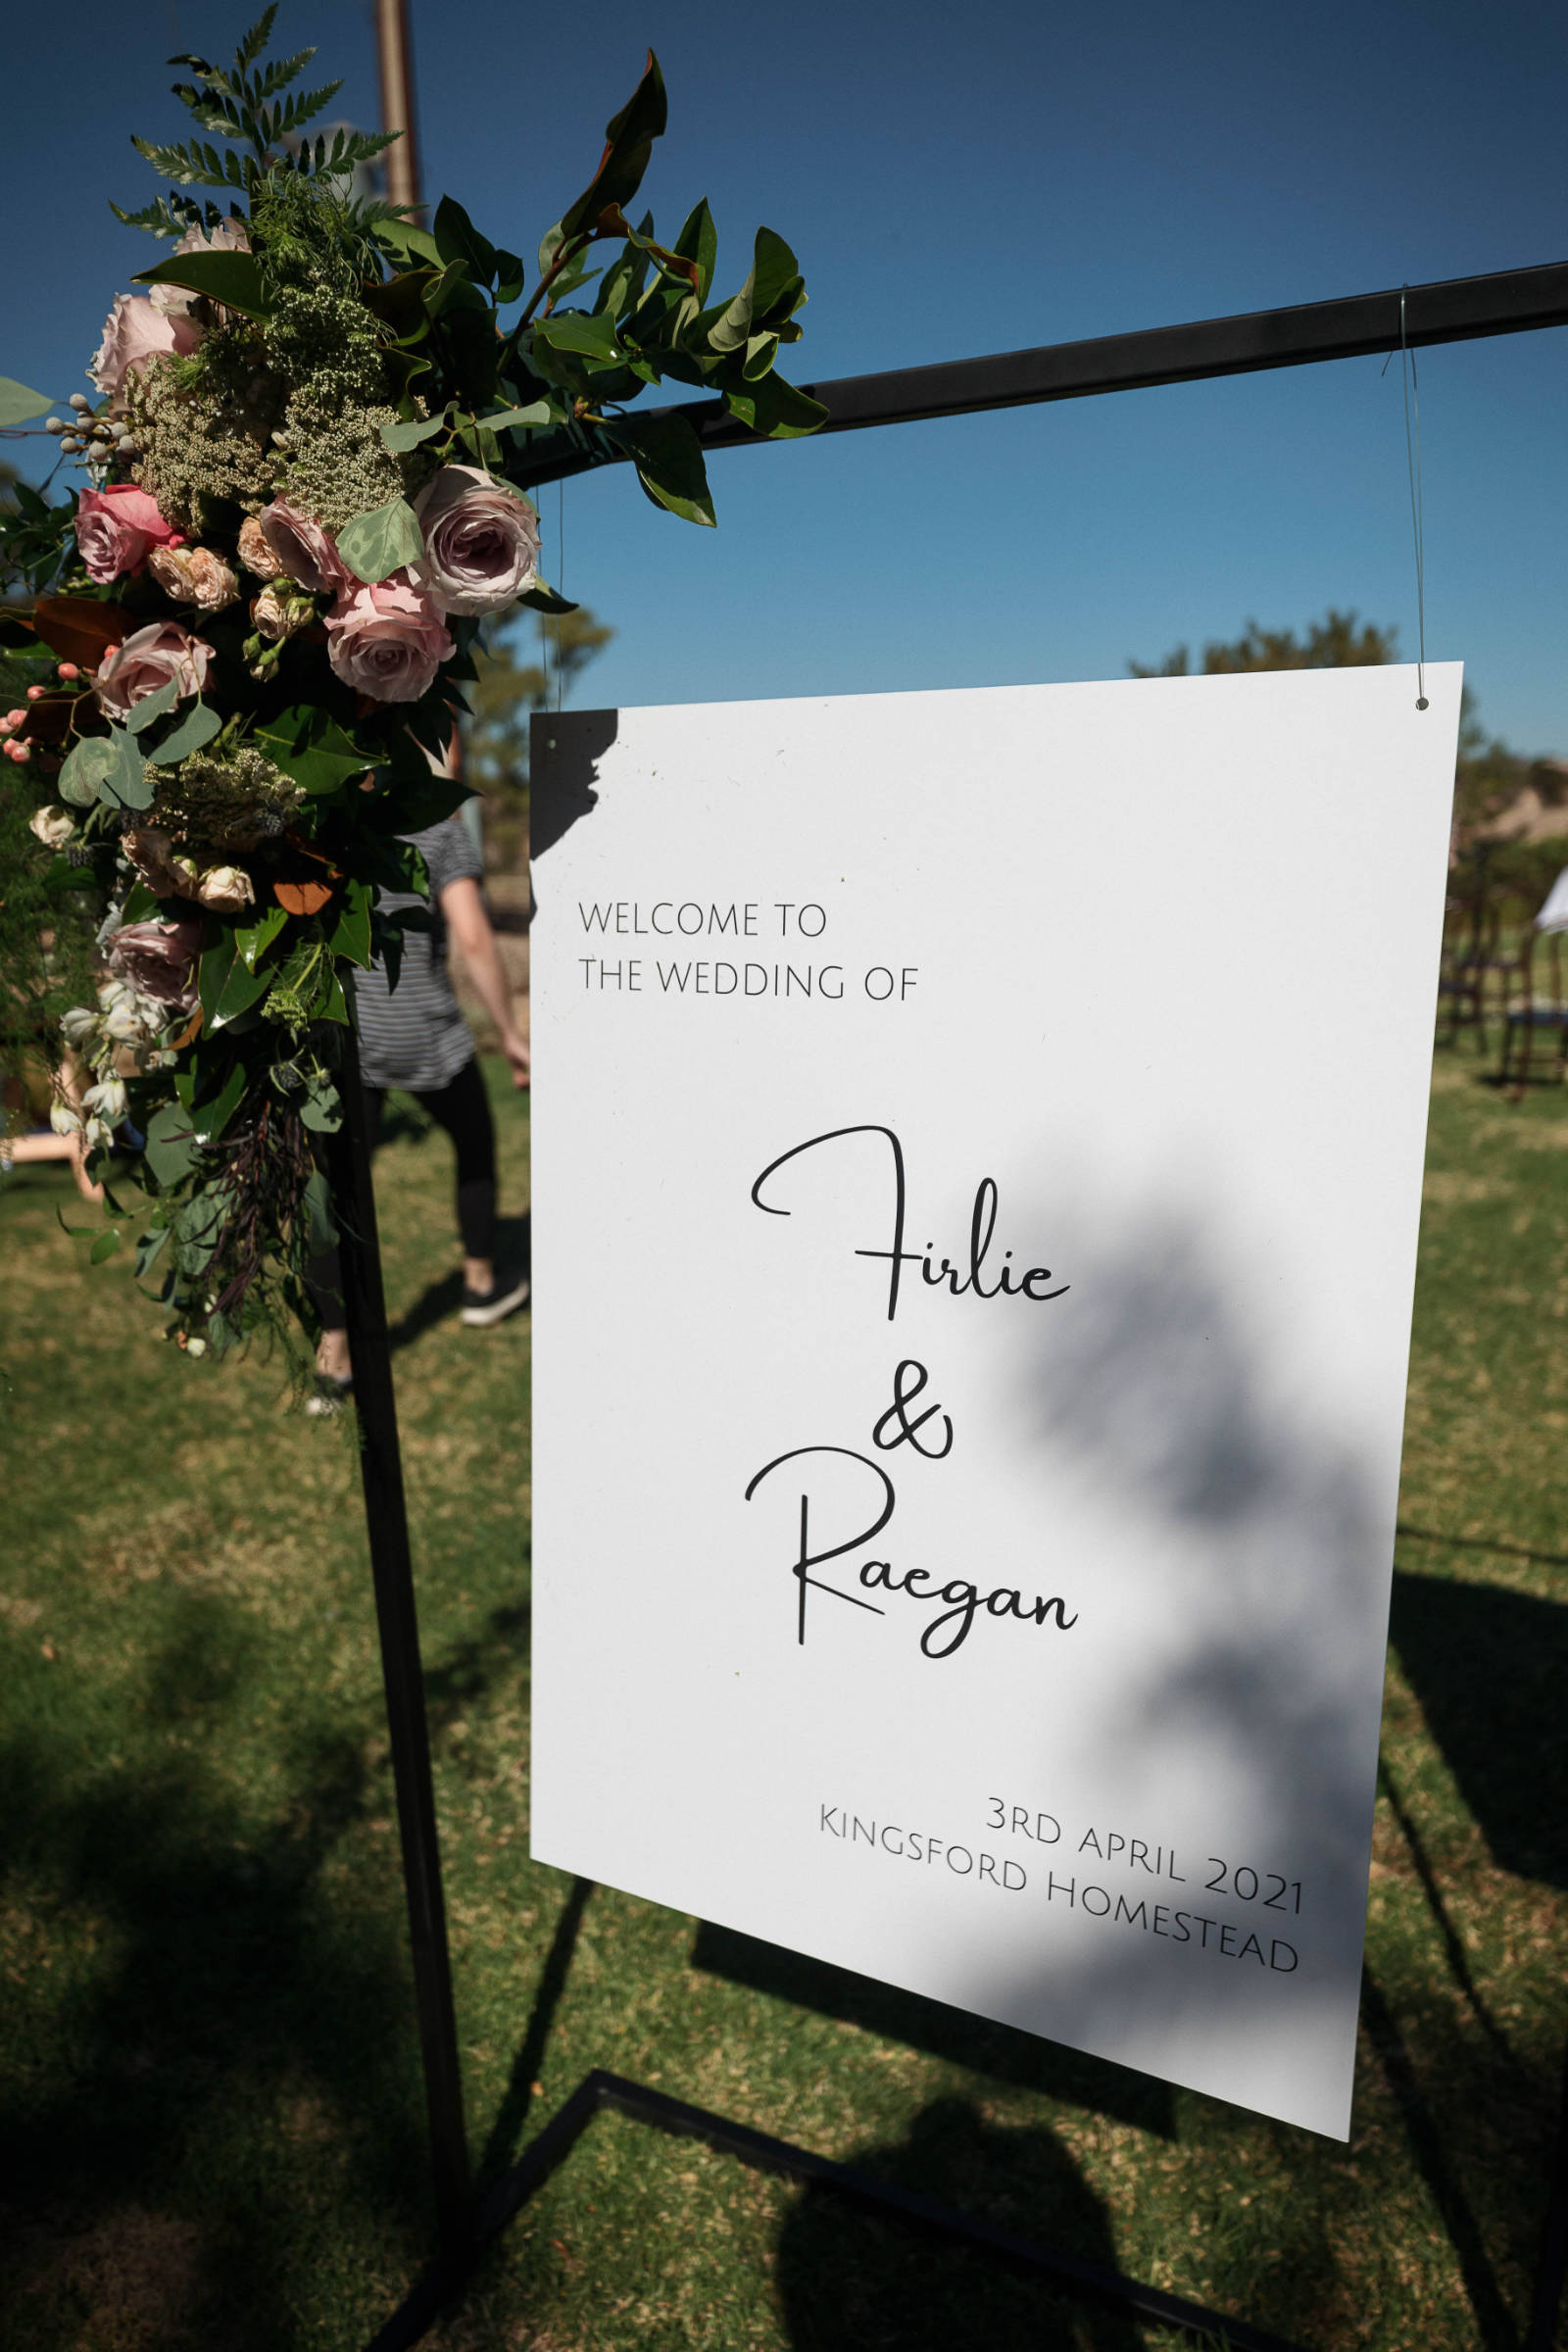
[339,259,1568,2350]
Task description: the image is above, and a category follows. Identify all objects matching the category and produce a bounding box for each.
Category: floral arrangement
[0,9,816,1365]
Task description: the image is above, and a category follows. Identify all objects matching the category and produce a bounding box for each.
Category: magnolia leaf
[671,200,718,304]
[189,1058,247,1146]
[90,1227,123,1265]
[602,411,715,527]
[123,678,180,736]
[33,596,128,667]
[750,226,805,323]
[379,411,450,453]
[532,311,621,362]
[375,219,444,270]
[336,494,424,583]
[152,700,223,764]
[558,51,668,244]
[235,903,287,972]
[274,877,334,916]
[304,1167,338,1252]
[0,377,54,427]
[432,194,497,284]
[721,369,829,440]
[518,578,580,615]
[131,248,273,321]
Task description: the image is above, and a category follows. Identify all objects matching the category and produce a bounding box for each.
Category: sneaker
[305,1374,354,1417]
[461,1270,530,1328]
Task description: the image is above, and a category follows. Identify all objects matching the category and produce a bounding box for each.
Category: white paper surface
[528,665,1461,2138]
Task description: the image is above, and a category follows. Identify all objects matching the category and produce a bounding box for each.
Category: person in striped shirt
[310,814,529,1404]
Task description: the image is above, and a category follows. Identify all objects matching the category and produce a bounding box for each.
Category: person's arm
[439,873,529,1086]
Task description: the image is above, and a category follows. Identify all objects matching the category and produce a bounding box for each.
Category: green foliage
[127,8,395,212]
[1129,609,1400,677]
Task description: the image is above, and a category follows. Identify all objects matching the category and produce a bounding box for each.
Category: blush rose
[256,500,348,594]
[324,572,454,702]
[413,464,541,614]
[106,916,205,1011]
[94,622,214,720]
[89,294,200,409]
[75,484,184,584]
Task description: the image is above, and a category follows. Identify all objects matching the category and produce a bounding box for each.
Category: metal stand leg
[327,1021,471,2251]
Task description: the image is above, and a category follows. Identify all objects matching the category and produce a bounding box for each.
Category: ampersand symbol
[871,1357,954,1459]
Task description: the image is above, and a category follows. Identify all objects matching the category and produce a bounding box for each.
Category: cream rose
[256,500,348,595]
[195,864,255,914]
[324,572,454,703]
[237,514,284,579]
[412,465,541,614]
[29,806,76,850]
[89,294,200,409]
[94,623,214,720]
[150,544,238,612]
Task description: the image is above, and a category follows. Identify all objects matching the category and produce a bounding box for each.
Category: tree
[463,607,613,864]
[1129,609,1398,677]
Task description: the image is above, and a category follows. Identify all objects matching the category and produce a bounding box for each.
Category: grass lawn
[1,1047,1564,2351]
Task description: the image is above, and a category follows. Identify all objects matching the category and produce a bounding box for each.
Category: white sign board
[529,666,1460,2138]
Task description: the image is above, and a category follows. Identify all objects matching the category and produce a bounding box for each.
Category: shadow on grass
[0,1592,433,2350]
[773,2095,1144,2351]
[387,1213,530,1357]
[692,1925,1174,2136]
[1389,1571,1568,1891]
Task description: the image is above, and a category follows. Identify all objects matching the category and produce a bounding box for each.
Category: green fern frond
[266,80,345,141]
[254,49,318,100]
[109,191,205,239]
[131,135,235,191]
[235,5,280,70]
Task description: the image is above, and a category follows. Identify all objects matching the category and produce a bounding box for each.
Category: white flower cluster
[55,976,176,1149]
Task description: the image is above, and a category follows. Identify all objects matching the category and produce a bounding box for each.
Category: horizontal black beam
[522,258,1568,486]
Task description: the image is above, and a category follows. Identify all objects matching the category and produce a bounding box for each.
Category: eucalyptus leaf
[481,401,553,432]
[151,700,223,765]
[97,727,155,810]
[299,1074,342,1133]
[337,494,424,583]
[380,410,450,454]
[0,376,54,427]
[58,735,118,808]
[124,678,180,736]
[142,1102,198,1190]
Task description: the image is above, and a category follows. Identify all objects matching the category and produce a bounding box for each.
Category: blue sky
[5,0,1564,747]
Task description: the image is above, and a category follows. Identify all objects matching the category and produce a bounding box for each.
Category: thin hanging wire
[1388,287,1430,710]
[555,481,565,715]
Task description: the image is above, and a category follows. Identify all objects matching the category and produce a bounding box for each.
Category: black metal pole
[518,256,1568,487]
[326,1015,471,2249]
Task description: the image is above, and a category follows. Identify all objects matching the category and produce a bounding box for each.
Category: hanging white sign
[528,665,1460,2137]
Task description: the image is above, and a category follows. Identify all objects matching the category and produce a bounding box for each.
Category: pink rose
[75,484,184,584]
[324,572,454,703]
[412,465,540,615]
[89,294,200,409]
[107,916,205,1011]
[94,622,214,720]
[149,217,251,317]
[256,500,348,595]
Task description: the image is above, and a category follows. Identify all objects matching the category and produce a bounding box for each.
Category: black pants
[311,1055,497,1333]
